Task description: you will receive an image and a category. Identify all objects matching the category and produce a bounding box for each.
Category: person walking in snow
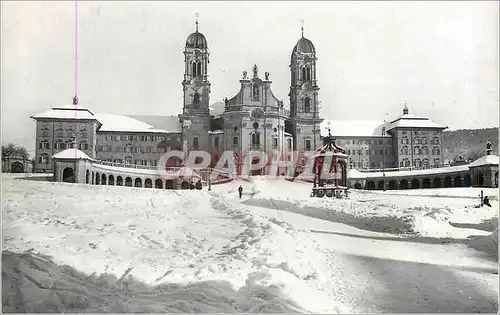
[238,185,243,199]
[483,196,492,207]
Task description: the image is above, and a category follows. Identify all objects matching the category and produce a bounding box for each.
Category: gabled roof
[52,148,92,160]
[468,154,499,168]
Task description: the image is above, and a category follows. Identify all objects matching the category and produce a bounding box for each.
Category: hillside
[443,128,499,163]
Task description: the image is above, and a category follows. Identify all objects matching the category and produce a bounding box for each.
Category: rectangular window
[272,137,278,149]
[233,136,239,146]
[251,133,260,148]
[304,139,311,151]
[192,137,199,149]
[287,139,292,150]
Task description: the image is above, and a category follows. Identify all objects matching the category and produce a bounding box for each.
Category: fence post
[480,190,484,207]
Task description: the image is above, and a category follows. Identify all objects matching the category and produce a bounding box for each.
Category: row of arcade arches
[81,169,194,190]
[354,174,472,190]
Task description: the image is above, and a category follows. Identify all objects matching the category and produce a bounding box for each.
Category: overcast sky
[2,1,498,154]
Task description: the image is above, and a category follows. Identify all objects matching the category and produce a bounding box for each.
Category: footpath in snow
[2,174,498,313]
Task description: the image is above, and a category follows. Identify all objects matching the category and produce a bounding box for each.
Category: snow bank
[215,177,498,239]
[1,250,333,313]
[467,228,499,260]
[2,176,350,313]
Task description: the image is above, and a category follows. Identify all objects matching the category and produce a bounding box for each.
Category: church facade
[31,22,448,175]
[31,23,323,174]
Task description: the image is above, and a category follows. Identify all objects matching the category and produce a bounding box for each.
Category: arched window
[124,144,131,153]
[41,128,49,137]
[39,140,49,149]
[401,137,408,144]
[433,158,440,166]
[197,62,202,77]
[421,137,427,145]
[53,140,63,149]
[301,66,311,81]
[304,97,311,113]
[403,158,410,167]
[79,141,89,150]
[432,146,440,155]
[192,62,198,77]
[422,158,429,168]
[251,132,260,149]
[432,136,439,145]
[422,146,428,155]
[124,156,133,164]
[193,92,200,108]
[54,128,63,137]
[304,138,311,151]
[65,140,73,149]
[413,146,420,155]
[401,146,408,155]
[38,153,49,164]
[414,137,419,144]
[80,128,88,138]
[414,159,421,167]
[192,136,199,149]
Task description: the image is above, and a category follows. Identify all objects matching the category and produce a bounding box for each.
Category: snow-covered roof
[52,148,93,160]
[348,164,470,179]
[469,154,499,168]
[92,163,201,179]
[31,106,100,122]
[320,120,392,137]
[96,114,181,134]
[387,113,447,131]
[127,115,182,133]
[209,130,224,135]
[285,132,293,137]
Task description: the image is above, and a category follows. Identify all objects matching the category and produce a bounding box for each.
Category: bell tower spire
[180,16,211,151]
[195,12,199,32]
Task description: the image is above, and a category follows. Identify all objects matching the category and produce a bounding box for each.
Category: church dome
[186,31,208,49]
[292,37,316,58]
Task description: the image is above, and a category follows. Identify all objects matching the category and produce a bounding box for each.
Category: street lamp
[382,126,387,191]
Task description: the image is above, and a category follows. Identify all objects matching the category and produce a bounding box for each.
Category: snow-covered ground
[2,174,498,313]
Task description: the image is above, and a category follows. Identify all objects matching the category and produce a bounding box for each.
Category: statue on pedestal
[265,72,270,80]
[242,71,247,80]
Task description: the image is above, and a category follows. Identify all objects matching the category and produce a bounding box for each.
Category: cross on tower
[195,13,199,31]
[300,19,304,37]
